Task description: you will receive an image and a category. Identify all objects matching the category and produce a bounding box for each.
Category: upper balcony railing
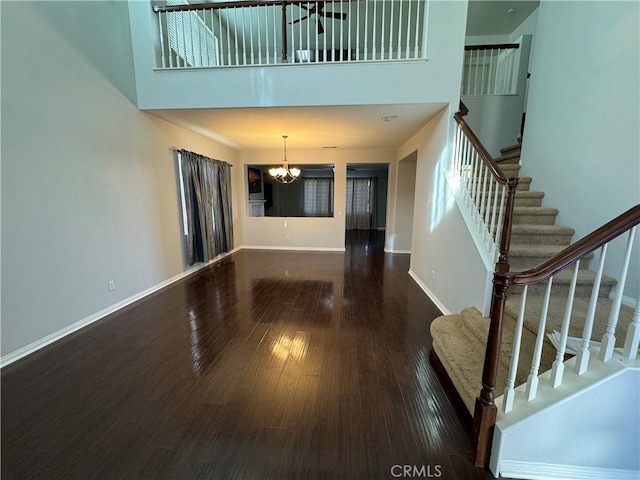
[151,0,427,69]
[461,44,520,96]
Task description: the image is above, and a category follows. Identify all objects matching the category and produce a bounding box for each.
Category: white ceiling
[148,1,539,152]
[149,103,446,150]
[466,0,539,36]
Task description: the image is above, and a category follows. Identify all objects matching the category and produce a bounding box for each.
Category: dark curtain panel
[179,150,233,266]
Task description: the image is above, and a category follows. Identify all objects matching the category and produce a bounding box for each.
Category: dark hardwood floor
[1,230,496,479]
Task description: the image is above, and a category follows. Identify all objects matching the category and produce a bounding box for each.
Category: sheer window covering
[303,178,334,217]
[346,177,377,230]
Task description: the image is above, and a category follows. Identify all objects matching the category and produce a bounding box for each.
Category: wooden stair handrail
[454,102,513,186]
[472,203,640,467]
[465,43,519,51]
[153,0,356,13]
[454,101,519,272]
[508,204,640,285]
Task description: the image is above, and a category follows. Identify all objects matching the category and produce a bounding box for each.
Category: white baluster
[502,49,510,94]
[355,0,361,60]
[251,7,263,65]
[576,244,608,374]
[364,0,369,60]
[479,165,490,228]
[600,227,637,361]
[494,186,506,253]
[233,7,239,65]
[551,261,581,388]
[414,0,420,58]
[216,8,223,65]
[226,8,233,66]
[472,49,478,95]
[272,5,277,64]
[380,0,387,60]
[483,177,494,240]
[372,0,378,60]
[322,2,327,61]
[481,48,486,93]
[347,0,352,61]
[623,287,640,359]
[493,49,500,94]
[391,2,404,59]
[158,12,166,68]
[503,285,528,413]
[526,277,554,401]
[405,0,412,59]
[489,178,500,242]
[388,0,394,60]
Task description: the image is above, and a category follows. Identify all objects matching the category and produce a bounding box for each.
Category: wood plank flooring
[1,231,497,479]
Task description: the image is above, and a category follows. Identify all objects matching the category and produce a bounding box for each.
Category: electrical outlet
[108,281,115,291]
[431,270,436,280]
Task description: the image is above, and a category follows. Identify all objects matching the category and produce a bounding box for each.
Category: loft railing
[451,102,519,272]
[152,0,427,69]
[462,44,519,96]
[472,204,640,466]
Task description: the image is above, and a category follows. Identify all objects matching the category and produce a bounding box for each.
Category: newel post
[472,177,518,466]
[496,177,519,274]
[472,271,510,466]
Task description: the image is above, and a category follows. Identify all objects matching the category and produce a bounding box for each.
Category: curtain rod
[169,147,233,167]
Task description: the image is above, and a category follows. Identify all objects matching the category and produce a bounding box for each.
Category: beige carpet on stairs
[431,143,637,415]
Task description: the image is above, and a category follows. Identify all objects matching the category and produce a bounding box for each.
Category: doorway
[344,163,389,252]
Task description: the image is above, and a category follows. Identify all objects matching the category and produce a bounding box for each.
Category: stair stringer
[490,351,640,480]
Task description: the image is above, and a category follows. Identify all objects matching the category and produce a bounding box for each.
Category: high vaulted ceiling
[149,1,539,151]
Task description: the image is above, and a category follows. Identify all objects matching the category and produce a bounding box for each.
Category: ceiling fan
[290,2,348,35]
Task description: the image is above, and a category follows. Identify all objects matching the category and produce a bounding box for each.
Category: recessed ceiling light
[381,115,398,122]
[322,146,338,149]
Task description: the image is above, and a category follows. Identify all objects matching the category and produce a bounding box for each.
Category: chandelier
[269,135,300,184]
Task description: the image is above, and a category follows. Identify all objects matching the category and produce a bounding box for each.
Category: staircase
[431,142,639,477]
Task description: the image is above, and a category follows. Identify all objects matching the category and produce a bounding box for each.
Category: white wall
[129,1,470,109]
[400,108,488,314]
[390,153,417,252]
[1,1,240,358]
[493,367,640,478]
[239,148,394,249]
[520,0,640,300]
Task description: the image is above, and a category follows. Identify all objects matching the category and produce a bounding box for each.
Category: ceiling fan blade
[289,15,310,25]
[322,12,347,20]
[317,19,324,35]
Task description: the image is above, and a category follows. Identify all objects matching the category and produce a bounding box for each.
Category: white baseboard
[408,269,451,316]
[240,245,346,252]
[500,460,639,480]
[0,248,241,368]
[383,249,411,254]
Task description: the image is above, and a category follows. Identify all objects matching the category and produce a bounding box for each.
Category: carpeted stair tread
[500,143,522,155]
[497,164,521,176]
[431,313,508,413]
[459,307,555,387]
[513,206,559,216]
[504,295,635,347]
[509,244,567,257]
[511,224,574,244]
[511,224,574,236]
[495,150,521,164]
